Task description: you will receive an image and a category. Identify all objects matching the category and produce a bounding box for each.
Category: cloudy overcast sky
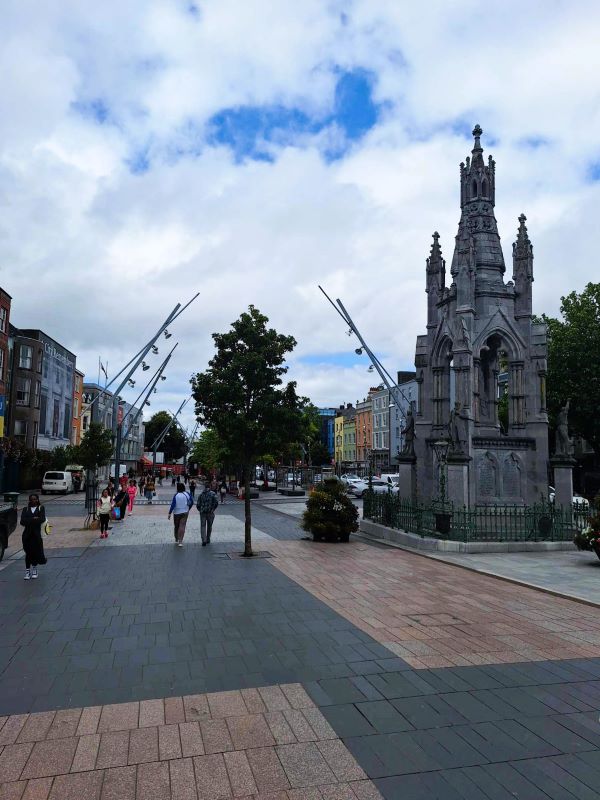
[2,0,599,429]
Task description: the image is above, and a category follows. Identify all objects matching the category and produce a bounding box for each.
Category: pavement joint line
[353,531,600,610]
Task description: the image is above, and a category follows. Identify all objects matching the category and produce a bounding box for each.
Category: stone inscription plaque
[477,453,497,498]
[502,454,521,498]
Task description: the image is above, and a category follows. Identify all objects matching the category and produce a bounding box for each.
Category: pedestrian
[96,489,113,538]
[168,482,192,547]
[145,475,155,504]
[127,480,137,515]
[21,494,47,580]
[171,474,176,487]
[138,475,145,498]
[189,479,196,501]
[219,480,227,504]
[196,481,219,546]
[113,486,128,522]
[107,476,115,498]
[119,473,128,492]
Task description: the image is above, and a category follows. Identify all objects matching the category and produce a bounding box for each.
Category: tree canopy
[191,305,304,555]
[144,411,187,462]
[79,423,114,471]
[542,282,600,456]
[189,429,230,474]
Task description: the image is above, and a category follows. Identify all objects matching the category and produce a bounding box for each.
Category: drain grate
[213,550,274,560]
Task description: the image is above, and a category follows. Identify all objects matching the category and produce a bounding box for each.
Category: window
[37,349,42,373]
[481,179,488,197]
[0,347,3,380]
[472,179,478,198]
[33,421,38,446]
[74,397,79,417]
[82,416,88,432]
[19,345,33,369]
[40,391,48,432]
[14,419,28,439]
[16,377,31,406]
[63,403,71,439]
[34,381,41,408]
[0,306,6,333]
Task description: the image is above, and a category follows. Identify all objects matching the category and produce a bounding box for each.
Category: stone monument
[550,400,575,507]
[413,126,549,506]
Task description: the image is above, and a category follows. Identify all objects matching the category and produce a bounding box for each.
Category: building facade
[317,408,336,458]
[342,414,356,468]
[371,386,390,472]
[0,288,11,438]
[72,369,84,446]
[355,389,377,471]
[334,404,354,471]
[120,401,145,471]
[82,383,114,434]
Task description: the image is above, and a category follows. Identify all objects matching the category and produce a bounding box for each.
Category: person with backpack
[196,481,219,546]
[168,482,192,547]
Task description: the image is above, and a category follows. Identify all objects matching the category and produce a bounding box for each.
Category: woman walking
[127,480,138,515]
[219,480,227,504]
[21,494,47,580]
[97,489,113,538]
[168,482,191,547]
[145,475,155,504]
[138,475,145,499]
[113,486,128,522]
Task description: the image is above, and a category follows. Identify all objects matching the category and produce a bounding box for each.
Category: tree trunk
[243,465,253,557]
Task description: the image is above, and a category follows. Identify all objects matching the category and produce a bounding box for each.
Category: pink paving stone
[97,703,139,733]
[223,751,258,797]
[192,753,231,799]
[138,700,165,729]
[349,781,383,800]
[240,689,267,715]
[100,766,137,800]
[76,707,101,737]
[299,711,336,742]
[0,718,28,746]
[168,758,197,800]
[182,695,209,723]
[71,734,100,773]
[245,748,290,793]
[225,715,275,751]
[0,744,34,783]
[206,691,248,719]
[128,728,158,765]
[46,709,82,741]
[315,741,365,783]
[96,731,129,769]
[0,782,26,800]
[287,790,321,800]
[164,697,185,726]
[281,712,316,744]
[48,770,104,800]
[21,738,78,779]
[16,716,55,745]
[257,687,290,713]
[276,743,336,789]
[264,713,296,746]
[199,720,233,754]
[135,761,170,800]
[179,723,204,758]
[21,778,52,800]
[280,686,314,711]
[157,725,182,761]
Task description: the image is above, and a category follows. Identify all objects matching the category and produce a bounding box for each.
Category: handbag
[89,518,100,530]
[43,519,52,535]
[111,507,121,520]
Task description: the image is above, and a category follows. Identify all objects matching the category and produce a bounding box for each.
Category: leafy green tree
[541,283,600,457]
[49,444,81,469]
[144,411,187,462]
[189,429,230,474]
[79,423,114,471]
[310,440,332,466]
[191,306,304,556]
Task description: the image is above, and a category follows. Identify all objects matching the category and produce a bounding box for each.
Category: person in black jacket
[20,494,47,580]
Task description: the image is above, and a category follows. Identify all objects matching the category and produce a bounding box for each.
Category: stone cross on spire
[472,124,483,149]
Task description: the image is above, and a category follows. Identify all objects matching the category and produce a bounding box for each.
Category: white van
[65,464,86,492]
[41,471,74,495]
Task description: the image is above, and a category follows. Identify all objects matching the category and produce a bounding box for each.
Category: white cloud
[1,0,600,432]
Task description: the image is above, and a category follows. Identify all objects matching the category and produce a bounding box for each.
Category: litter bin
[3,492,20,509]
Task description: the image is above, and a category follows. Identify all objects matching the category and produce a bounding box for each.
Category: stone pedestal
[396,455,417,502]
[550,456,575,508]
[447,453,471,507]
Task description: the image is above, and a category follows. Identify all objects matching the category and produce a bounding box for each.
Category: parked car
[348,478,398,499]
[0,502,18,561]
[340,473,360,485]
[548,486,590,508]
[41,470,74,495]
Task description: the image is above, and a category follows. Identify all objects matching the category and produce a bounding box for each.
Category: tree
[191,306,304,556]
[79,423,114,472]
[189,429,230,474]
[542,283,600,457]
[144,411,187,462]
[49,444,81,469]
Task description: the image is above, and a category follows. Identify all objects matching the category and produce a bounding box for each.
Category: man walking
[197,481,219,546]
[168,482,192,547]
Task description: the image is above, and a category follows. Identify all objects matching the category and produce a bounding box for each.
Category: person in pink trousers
[127,480,138,515]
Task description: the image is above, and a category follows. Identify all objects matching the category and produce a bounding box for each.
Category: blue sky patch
[299,351,373,368]
[72,98,110,124]
[587,161,600,181]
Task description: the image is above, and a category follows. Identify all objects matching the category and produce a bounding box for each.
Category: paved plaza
[0,494,600,798]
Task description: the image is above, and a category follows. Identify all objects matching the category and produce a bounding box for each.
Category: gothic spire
[513,213,533,261]
[512,213,534,319]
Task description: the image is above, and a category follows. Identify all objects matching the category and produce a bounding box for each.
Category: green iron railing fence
[362,490,595,543]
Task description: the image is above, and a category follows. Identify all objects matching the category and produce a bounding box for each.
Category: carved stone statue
[555,400,572,456]
[401,407,415,456]
[459,316,470,347]
[448,401,466,454]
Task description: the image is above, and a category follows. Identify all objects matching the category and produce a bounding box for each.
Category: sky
[2,0,600,432]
